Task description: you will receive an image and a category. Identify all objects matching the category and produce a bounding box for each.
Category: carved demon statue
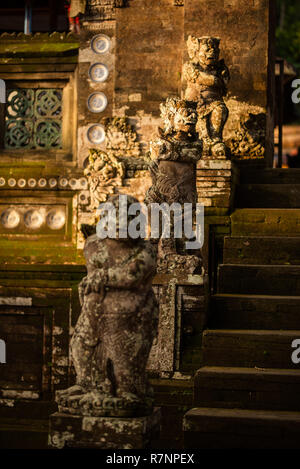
[145,97,203,273]
[56,195,158,417]
[183,36,230,157]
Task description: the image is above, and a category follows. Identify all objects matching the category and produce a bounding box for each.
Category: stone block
[49,408,161,449]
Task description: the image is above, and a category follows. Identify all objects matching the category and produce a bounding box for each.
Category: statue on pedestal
[56,195,158,417]
[183,36,230,157]
[145,97,203,274]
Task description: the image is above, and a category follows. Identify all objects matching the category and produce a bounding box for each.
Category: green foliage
[276,0,300,68]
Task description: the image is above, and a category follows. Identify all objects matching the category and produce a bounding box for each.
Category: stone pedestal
[196,159,239,213]
[147,273,209,377]
[49,407,161,449]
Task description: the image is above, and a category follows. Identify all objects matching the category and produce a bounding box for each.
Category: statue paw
[56,384,86,404]
[211,141,226,157]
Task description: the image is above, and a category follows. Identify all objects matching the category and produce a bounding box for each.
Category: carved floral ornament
[84,148,125,209]
[102,117,141,157]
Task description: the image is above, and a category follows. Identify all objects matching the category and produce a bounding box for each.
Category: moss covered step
[235,184,300,208]
[240,168,300,185]
[183,407,300,449]
[223,236,300,265]
[202,330,300,369]
[193,366,300,411]
[218,264,300,295]
[210,294,300,330]
[231,209,300,236]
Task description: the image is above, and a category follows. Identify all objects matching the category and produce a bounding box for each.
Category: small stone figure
[145,97,202,273]
[56,195,158,417]
[183,36,230,157]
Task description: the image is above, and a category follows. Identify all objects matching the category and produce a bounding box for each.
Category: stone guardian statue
[56,194,158,417]
[183,36,230,157]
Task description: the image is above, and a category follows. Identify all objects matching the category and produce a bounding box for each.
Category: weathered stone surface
[183,407,300,449]
[218,264,300,296]
[231,209,300,236]
[148,274,207,375]
[194,366,300,412]
[210,294,300,331]
[202,329,300,370]
[196,159,238,210]
[223,236,300,265]
[235,184,300,208]
[49,407,161,449]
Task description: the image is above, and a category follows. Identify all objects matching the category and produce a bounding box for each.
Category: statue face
[173,107,197,134]
[198,41,219,66]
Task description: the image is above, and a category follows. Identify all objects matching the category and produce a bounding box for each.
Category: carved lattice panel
[5,88,62,150]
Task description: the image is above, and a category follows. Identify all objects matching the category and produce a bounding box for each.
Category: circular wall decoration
[24,209,44,229]
[49,178,57,188]
[87,124,106,144]
[69,178,77,189]
[88,63,109,83]
[46,210,66,230]
[17,178,26,188]
[28,178,37,188]
[59,178,68,188]
[91,34,111,54]
[87,92,108,113]
[1,208,20,229]
[38,178,47,188]
[0,178,5,187]
[8,178,16,188]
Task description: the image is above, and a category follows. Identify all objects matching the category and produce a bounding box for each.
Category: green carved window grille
[5,88,62,150]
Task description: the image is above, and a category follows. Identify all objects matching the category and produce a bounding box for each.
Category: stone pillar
[144,97,208,377]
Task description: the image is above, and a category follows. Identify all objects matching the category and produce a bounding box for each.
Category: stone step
[223,236,300,265]
[210,294,300,330]
[193,366,300,411]
[202,330,300,369]
[235,184,300,208]
[218,264,300,295]
[183,407,300,449]
[231,209,300,236]
[240,168,300,185]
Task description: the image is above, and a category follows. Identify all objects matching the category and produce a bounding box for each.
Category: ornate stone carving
[56,195,158,417]
[227,113,266,158]
[174,0,184,5]
[102,117,141,158]
[183,36,230,158]
[84,148,125,210]
[145,97,202,274]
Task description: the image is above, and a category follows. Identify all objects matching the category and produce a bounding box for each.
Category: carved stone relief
[102,117,141,158]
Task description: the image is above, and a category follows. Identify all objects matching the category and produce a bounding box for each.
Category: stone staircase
[183,169,300,449]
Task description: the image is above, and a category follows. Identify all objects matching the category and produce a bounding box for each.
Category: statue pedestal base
[147,273,209,377]
[48,407,161,449]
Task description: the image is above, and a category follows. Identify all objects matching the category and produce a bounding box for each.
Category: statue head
[160,97,197,136]
[187,35,220,66]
